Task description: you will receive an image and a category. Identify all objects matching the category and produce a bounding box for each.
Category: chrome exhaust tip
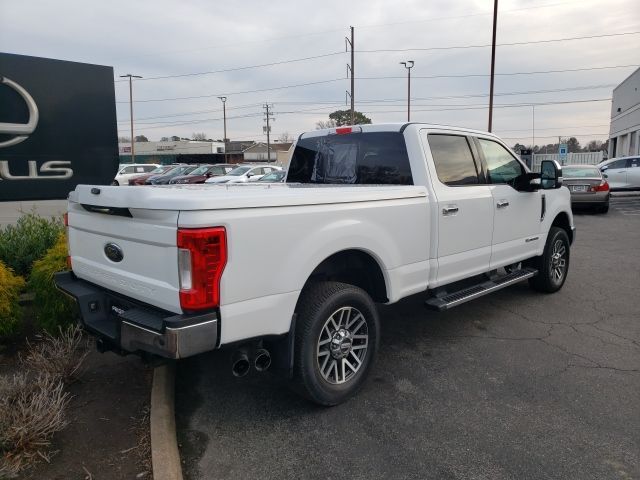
[254,348,271,372]
[231,350,250,377]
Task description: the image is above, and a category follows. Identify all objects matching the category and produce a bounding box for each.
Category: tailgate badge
[104,243,124,263]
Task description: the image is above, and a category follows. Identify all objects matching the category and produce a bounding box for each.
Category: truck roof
[301,122,501,139]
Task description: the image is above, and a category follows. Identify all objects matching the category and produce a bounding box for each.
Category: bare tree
[278,132,293,143]
[192,132,208,141]
[315,119,337,130]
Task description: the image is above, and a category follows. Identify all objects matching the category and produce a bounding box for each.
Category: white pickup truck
[56,123,574,405]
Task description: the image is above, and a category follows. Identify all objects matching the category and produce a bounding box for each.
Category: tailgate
[67,199,181,314]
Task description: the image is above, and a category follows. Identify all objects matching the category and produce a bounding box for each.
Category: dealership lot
[175,196,639,480]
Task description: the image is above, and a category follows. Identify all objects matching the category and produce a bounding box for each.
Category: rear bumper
[54,271,218,359]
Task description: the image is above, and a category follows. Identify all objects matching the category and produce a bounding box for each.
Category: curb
[151,363,184,480]
[611,191,640,198]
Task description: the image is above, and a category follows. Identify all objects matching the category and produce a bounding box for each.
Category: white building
[119,140,225,163]
[609,67,640,158]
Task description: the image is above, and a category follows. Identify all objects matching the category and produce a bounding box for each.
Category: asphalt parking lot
[176,195,640,480]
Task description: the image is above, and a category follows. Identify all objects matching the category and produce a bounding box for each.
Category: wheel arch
[550,211,573,244]
[298,249,389,306]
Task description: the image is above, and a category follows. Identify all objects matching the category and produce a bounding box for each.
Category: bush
[28,234,76,334]
[0,372,70,477]
[0,212,64,277]
[0,262,25,341]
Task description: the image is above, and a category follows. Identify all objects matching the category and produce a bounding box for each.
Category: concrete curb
[151,363,184,480]
[611,191,640,197]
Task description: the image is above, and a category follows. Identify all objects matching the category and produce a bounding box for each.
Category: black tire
[528,227,570,293]
[293,281,379,406]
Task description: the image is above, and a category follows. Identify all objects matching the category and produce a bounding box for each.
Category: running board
[425,268,538,311]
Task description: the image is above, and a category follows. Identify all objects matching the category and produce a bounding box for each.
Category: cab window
[477,138,524,184]
[428,134,480,186]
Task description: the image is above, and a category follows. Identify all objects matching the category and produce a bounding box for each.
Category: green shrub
[0,262,25,340]
[28,234,76,334]
[0,212,64,277]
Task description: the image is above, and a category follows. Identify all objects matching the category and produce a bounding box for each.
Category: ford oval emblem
[104,243,124,263]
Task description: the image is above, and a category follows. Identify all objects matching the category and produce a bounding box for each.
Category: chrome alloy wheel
[550,239,567,282]
[316,306,369,385]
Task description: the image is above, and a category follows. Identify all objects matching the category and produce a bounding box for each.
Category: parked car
[128,165,176,185]
[257,169,287,183]
[598,156,640,190]
[205,165,282,184]
[147,165,198,185]
[57,123,573,406]
[169,164,236,184]
[112,164,159,186]
[562,165,610,213]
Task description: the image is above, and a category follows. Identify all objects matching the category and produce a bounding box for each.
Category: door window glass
[608,159,627,169]
[477,138,524,184]
[428,134,479,186]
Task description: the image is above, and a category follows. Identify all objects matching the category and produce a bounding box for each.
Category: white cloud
[1,0,638,145]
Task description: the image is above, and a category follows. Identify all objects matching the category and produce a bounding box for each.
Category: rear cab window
[287,131,413,185]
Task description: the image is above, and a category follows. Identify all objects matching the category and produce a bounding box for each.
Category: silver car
[563,165,610,213]
[598,156,640,190]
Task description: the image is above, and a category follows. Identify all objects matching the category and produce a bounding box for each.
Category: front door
[475,137,542,268]
[604,158,629,189]
[422,132,494,286]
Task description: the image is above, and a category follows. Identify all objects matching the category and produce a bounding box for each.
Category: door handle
[442,206,459,216]
[496,200,510,209]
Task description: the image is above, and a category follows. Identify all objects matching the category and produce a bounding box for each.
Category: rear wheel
[293,281,379,406]
[528,227,570,293]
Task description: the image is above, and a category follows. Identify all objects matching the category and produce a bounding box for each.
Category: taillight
[177,227,227,311]
[592,180,609,192]
[333,126,362,135]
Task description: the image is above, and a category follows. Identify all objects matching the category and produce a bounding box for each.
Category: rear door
[604,159,629,189]
[422,132,493,286]
[627,157,640,188]
[474,136,541,268]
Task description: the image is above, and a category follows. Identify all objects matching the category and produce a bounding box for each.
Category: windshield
[563,167,601,178]
[151,166,171,174]
[190,165,211,175]
[227,166,252,176]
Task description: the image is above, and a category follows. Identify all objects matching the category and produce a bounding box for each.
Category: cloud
[1,0,638,145]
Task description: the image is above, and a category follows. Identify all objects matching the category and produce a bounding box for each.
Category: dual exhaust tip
[232,348,271,377]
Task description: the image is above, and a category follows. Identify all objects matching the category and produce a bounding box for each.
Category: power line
[116,78,346,104]
[356,31,640,54]
[356,64,639,81]
[115,51,345,83]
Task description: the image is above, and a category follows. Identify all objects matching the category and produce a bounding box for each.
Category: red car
[169,164,236,184]
[128,165,177,185]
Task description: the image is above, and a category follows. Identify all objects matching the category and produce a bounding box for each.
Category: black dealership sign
[0,53,119,201]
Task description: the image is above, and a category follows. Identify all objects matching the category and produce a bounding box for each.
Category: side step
[425,268,538,311]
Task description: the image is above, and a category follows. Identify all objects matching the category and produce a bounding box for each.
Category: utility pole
[263,103,275,163]
[345,26,355,125]
[532,105,535,149]
[400,61,414,121]
[119,74,142,162]
[487,0,498,132]
[218,96,228,163]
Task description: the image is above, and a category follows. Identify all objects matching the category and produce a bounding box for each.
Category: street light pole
[400,61,414,121]
[218,96,228,163]
[488,0,498,132]
[119,74,142,163]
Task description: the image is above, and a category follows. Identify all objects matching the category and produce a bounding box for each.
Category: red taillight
[592,180,609,192]
[177,227,227,311]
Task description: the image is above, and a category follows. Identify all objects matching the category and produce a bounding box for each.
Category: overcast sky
[2,0,639,146]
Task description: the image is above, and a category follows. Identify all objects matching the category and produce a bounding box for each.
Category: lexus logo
[0,76,39,148]
[104,243,124,263]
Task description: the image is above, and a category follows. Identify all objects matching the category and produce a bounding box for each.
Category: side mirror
[205,172,213,177]
[246,172,253,178]
[600,165,609,172]
[540,160,562,189]
[513,172,541,192]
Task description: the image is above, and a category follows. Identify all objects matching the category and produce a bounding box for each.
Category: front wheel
[293,281,379,406]
[528,227,570,293]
